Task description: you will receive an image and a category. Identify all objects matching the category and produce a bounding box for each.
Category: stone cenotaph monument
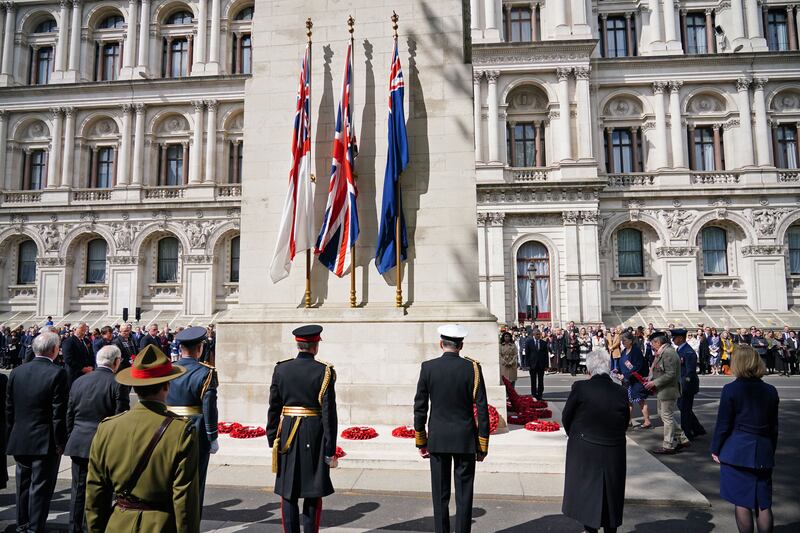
[216,0,503,426]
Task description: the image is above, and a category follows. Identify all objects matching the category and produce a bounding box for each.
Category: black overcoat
[562,374,629,529]
[61,334,94,386]
[266,353,337,499]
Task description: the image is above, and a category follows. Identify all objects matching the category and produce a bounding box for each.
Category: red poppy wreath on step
[525,420,561,432]
[341,426,378,440]
[391,426,416,439]
[230,425,266,439]
[473,405,500,434]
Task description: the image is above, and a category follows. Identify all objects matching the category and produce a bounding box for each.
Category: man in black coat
[6,330,68,533]
[138,323,165,355]
[524,329,550,400]
[64,344,129,533]
[91,325,114,357]
[414,324,490,533]
[62,323,94,386]
[697,329,711,375]
[112,323,137,370]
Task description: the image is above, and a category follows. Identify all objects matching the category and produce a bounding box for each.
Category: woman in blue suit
[711,345,779,533]
[619,332,652,429]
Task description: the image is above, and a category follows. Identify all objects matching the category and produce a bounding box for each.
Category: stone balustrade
[2,190,42,204]
[607,173,656,188]
[72,189,111,202]
[690,171,742,185]
[8,284,37,298]
[504,167,549,182]
[779,170,800,182]
[144,186,186,200]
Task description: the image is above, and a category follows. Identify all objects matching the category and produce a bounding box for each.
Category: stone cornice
[472,40,597,67]
[655,246,698,258]
[741,245,785,257]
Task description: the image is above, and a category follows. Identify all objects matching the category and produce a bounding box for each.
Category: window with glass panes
[157,237,179,283]
[166,11,193,25]
[702,227,728,275]
[99,15,125,29]
[767,9,790,51]
[685,13,707,54]
[34,47,53,85]
[97,147,115,188]
[505,7,532,43]
[86,239,107,284]
[228,141,243,183]
[235,6,254,21]
[618,228,644,277]
[165,145,184,186]
[607,129,638,173]
[693,127,716,170]
[169,39,189,77]
[777,125,799,169]
[789,227,800,275]
[507,122,539,167]
[29,150,46,190]
[17,240,37,284]
[100,43,121,81]
[35,19,57,33]
[230,236,240,282]
[604,16,628,57]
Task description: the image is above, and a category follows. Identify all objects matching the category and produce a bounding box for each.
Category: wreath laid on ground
[335,446,346,458]
[230,425,266,439]
[525,420,561,432]
[218,422,242,434]
[473,404,500,434]
[341,426,379,440]
[391,426,416,439]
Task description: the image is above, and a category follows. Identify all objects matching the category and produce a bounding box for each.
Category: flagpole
[348,14,357,309]
[392,12,403,308]
[305,18,314,309]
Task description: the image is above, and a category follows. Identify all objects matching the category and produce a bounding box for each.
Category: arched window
[230,236,240,282]
[618,228,644,277]
[516,241,550,321]
[166,10,193,25]
[98,14,125,29]
[34,19,57,33]
[28,150,47,189]
[96,146,115,188]
[157,237,179,283]
[235,6,254,20]
[789,227,800,275]
[86,239,107,284]
[702,227,728,275]
[17,240,37,284]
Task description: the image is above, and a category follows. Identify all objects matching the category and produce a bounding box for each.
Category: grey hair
[620,331,635,344]
[650,333,670,347]
[585,350,611,376]
[32,331,61,357]
[96,345,121,367]
[297,341,317,352]
[77,322,88,328]
[441,339,463,350]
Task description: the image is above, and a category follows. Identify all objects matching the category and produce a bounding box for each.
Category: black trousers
[14,454,61,533]
[677,391,705,439]
[280,496,322,533]
[567,359,578,376]
[69,457,88,533]
[429,453,476,533]
[529,367,545,400]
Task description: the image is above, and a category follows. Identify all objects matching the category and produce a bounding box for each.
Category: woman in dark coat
[711,345,779,533]
[619,331,652,429]
[562,350,630,533]
[565,331,580,376]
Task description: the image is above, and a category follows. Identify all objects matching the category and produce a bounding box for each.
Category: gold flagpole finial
[347,14,355,36]
[306,18,313,42]
[391,11,399,38]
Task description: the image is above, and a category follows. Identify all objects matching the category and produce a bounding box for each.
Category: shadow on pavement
[367,507,487,532]
[630,509,714,532]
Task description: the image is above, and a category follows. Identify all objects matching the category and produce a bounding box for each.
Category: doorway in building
[516,241,551,322]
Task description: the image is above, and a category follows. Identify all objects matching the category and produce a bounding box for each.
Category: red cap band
[130,362,175,379]
[295,335,321,343]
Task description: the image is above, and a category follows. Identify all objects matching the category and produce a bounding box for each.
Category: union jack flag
[269,43,315,283]
[315,41,359,277]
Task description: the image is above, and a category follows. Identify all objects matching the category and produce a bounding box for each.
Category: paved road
[1,374,797,532]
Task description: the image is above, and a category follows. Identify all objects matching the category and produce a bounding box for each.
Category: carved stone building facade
[473,0,800,327]
[0,0,248,325]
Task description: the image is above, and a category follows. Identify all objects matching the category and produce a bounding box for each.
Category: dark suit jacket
[711,377,779,469]
[112,335,137,370]
[6,356,69,456]
[524,337,550,369]
[138,334,164,355]
[62,334,94,386]
[65,366,129,459]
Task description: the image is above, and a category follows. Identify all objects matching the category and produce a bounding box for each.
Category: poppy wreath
[391,426,416,439]
[473,404,500,434]
[502,377,547,411]
[525,420,561,432]
[507,411,538,425]
[335,446,346,459]
[218,422,243,434]
[533,408,553,419]
[341,426,379,440]
[230,425,267,439]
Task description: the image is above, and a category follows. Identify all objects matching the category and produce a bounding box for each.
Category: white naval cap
[438,324,469,340]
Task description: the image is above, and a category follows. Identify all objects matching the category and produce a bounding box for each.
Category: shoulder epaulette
[317,361,335,406]
[200,365,218,398]
[463,356,480,401]
[199,361,216,370]
[275,357,294,365]
[315,358,334,368]
[463,356,481,366]
[99,412,127,423]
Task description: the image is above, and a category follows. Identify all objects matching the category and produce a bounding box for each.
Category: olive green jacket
[650,346,682,401]
[86,401,200,533]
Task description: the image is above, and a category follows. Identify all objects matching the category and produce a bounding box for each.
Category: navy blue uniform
[676,342,705,439]
[165,358,218,511]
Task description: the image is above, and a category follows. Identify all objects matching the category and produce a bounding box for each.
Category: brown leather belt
[114,496,166,512]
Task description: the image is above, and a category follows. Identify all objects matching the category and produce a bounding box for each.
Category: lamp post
[527,261,538,323]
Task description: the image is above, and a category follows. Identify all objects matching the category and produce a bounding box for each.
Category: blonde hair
[731,345,766,379]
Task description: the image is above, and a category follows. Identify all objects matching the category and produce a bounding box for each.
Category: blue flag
[375,40,409,275]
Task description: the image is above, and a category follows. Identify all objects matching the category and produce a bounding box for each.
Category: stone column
[713,124,723,170]
[193,0,207,74]
[535,121,543,167]
[117,104,132,186]
[653,82,669,169]
[486,213,507,323]
[181,141,189,184]
[649,0,665,46]
[484,0,499,40]
[563,211,582,321]
[131,103,145,185]
[745,0,766,46]
[736,77,755,167]
[486,71,500,164]
[60,107,75,188]
[557,67,572,161]
[752,78,771,166]
[631,127,641,171]
[473,70,483,163]
[663,0,683,51]
[136,0,150,73]
[575,66,592,160]
[470,0,479,32]
[47,108,63,188]
[67,0,81,75]
[532,3,540,41]
[120,0,137,76]
[54,0,70,73]
[207,0,221,73]
[204,100,217,183]
[705,9,716,52]
[729,0,746,42]
[553,0,568,34]
[668,81,685,168]
[600,14,609,55]
[605,128,614,173]
[788,6,798,50]
[0,2,15,82]
[579,211,602,322]
[189,100,204,183]
[0,110,7,189]
[572,0,591,36]
[625,12,635,55]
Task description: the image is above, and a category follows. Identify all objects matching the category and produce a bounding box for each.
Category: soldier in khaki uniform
[646,331,690,455]
[85,345,200,532]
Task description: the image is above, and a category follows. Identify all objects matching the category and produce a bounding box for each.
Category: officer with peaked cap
[414,324,490,533]
[267,325,338,533]
[165,326,219,516]
[85,345,200,532]
[671,328,706,440]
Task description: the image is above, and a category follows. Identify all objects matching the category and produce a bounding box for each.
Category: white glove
[209,439,220,454]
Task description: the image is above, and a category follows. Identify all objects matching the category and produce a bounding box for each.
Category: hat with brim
[116,345,186,386]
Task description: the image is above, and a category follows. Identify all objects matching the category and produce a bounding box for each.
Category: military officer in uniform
[267,325,338,533]
[165,326,219,514]
[85,345,200,532]
[672,328,706,440]
[414,324,490,533]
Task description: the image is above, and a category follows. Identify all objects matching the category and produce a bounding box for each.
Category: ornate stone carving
[640,121,656,132]
[108,255,140,266]
[655,246,697,258]
[485,70,499,83]
[38,223,65,252]
[477,213,489,226]
[183,220,219,249]
[183,254,214,264]
[110,221,139,251]
[473,70,484,83]
[153,211,171,228]
[604,97,642,118]
[556,67,572,81]
[488,212,505,227]
[770,89,800,112]
[736,77,752,91]
[472,50,586,67]
[506,214,564,227]
[574,66,591,80]
[160,116,188,134]
[746,209,791,237]
[741,245,785,257]
[507,86,548,111]
[80,211,99,227]
[26,121,48,140]
[659,209,695,239]
[36,257,66,267]
[710,198,730,219]
[688,93,726,114]
[652,81,668,94]
[562,211,580,225]
[581,211,599,224]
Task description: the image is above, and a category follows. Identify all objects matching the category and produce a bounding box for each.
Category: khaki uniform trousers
[657,398,689,449]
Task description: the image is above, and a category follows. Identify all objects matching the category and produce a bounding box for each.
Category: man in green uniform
[267,325,338,533]
[646,331,690,455]
[85,345,200,532]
